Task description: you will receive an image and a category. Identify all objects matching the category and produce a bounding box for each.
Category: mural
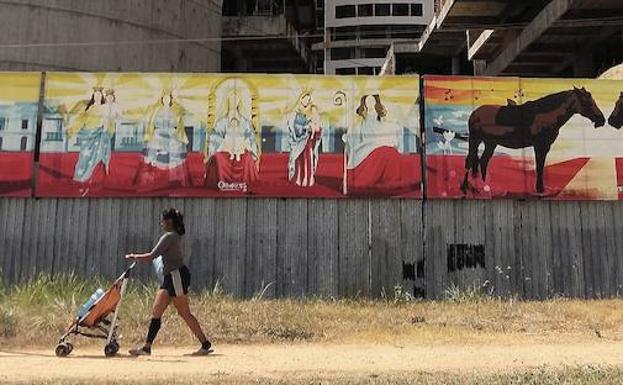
[36,73,422,198]
[424,75,623,200]
[0,72,40,197]
[37,73,211,197]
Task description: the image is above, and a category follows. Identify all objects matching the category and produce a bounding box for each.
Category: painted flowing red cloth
[205,151,259,188]
[347,146,407,190]
[133,160,191,191]
[292,132,320,186]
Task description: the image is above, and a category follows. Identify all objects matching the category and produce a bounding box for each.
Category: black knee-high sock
[146,318,161,344]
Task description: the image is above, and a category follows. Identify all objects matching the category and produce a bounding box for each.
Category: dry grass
[2,274,623,348]
[10,366,623,385]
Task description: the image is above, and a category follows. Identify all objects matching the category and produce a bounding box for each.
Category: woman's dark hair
[355,94,387,121]
[162,208,186,235]
[85,91,106,111]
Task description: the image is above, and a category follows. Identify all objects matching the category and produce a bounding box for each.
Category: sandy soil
[2,340,623,383]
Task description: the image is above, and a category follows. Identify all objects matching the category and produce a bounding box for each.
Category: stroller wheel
[55,343,71,358]
[66,343,74,354]
[104,341,119,357]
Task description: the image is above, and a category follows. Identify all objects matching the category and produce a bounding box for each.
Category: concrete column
[452,56,461,75]
[473,60,486,76]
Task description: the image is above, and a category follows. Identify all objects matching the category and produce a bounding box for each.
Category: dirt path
[2,341,623,383]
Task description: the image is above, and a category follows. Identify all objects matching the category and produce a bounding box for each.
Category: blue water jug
[77,288,105,319]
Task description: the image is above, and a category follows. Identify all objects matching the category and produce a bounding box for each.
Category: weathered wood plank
[43,199,58,276]
[186,199,217,291]
[307,199,339,298]
[19,199,35,282]
[0,199,12,283]
[276,199,308,297]
[370,200,402,297]
[338,200,370,297]
[213,199,247,297]
[400,200,423,298]
[613,202,623,296]
[603,202,617,298]
[245,199,278,297]
[579,202,594,298]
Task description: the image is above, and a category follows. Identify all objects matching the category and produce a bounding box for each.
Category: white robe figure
[218,117,252,162]
[345,114,401,170]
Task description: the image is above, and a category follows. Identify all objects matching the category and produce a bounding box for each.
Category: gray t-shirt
[151,232,184,274]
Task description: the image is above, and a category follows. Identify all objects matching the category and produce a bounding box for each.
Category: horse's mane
[521,90,573,114]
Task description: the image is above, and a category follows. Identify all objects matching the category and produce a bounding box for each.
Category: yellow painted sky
[44,73,420,129]
[0,72,41,103]
[425,76,623,106]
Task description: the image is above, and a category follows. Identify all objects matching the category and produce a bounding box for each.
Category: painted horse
[461,87,605,195]
[608,92,623,129]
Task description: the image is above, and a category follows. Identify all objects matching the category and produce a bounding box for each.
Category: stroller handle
[121,262,137,279]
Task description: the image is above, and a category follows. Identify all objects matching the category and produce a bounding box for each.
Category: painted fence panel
[36,73,421,198]
[0,72,40,197]
[424,75,623,200]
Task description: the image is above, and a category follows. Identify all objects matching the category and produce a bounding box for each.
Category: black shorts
[161,265,191,297]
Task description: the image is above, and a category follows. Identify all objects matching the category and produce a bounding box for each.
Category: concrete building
[384,0,623,77]
[313,0,434,75]
[0,0,223,72]
[221,0,318,73]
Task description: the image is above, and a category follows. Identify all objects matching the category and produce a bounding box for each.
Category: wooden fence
[1,198,621,299]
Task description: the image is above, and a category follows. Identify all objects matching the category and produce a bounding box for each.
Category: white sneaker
[189,347,213,356]
[129,347,151,356]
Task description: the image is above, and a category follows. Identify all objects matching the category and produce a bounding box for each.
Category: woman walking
[125,208,212,356]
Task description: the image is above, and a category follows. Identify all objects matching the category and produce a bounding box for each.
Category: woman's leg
[144,289,170,349]
[172,295,210,345]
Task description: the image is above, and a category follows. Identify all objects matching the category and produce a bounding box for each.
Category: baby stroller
[55,262,136,357]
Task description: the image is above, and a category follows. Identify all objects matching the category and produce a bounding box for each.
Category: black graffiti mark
[402,259,425,281]
[447,244,485,272]
[402,261,415,281]
[413,286,425,299]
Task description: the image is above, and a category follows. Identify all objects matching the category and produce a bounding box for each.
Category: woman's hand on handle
[125,252,152,261]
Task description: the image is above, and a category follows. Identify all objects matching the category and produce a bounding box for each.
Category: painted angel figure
[133,91,191,188]
[65,87,119,194]
[343,94,405,191]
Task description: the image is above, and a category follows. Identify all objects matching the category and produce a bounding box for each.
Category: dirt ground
[2,340,623,384]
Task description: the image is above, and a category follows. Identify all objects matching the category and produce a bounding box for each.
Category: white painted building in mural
[0,103,37,152]
[41,112,205,154]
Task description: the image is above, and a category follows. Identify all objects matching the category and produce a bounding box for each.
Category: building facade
[0,104,37,152]
[313,0,434,75]
[0,0,223,73]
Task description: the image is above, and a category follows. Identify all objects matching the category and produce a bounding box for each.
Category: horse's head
[608,92,623,129]
[572,86,605,128]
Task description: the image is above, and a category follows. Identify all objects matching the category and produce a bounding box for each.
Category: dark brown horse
[461,87,605,195]
[608,92,623,129]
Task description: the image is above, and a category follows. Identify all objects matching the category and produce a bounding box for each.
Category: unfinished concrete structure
[0,0,223,72]
[221,0,317,73]
[385,0,623,77]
